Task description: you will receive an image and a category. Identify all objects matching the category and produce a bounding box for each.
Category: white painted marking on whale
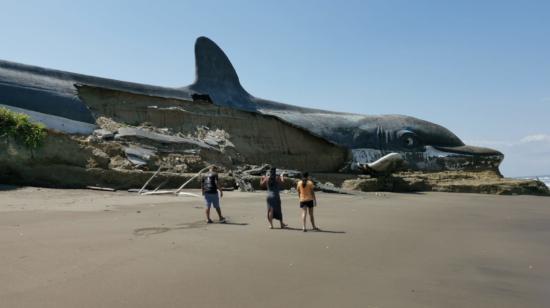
[367,152,404,172]
[0,104,96,134]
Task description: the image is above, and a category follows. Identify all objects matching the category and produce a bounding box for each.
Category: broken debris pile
[88,117,240,173]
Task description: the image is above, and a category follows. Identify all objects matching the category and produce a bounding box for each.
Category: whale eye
[397,130,422,148]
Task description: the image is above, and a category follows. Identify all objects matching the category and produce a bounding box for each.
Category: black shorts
[300,200,315,208]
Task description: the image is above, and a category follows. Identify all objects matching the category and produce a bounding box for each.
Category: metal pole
[174,165,213,194]
[138,165,163,194]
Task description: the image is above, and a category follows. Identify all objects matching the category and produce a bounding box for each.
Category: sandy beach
[1,187,549,307]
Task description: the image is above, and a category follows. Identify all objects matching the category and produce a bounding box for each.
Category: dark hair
[269,167,277,186]
[301,172,309,188]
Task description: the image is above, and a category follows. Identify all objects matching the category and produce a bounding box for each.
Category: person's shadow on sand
[175,219,248,226]
[276,226,346,234]
[0,184,18,191]
[218,222,248,226]
[134,220,249,236]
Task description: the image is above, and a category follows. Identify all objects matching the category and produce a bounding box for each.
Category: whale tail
[191,36,245,92]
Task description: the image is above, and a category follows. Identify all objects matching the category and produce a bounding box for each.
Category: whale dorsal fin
[192,36,244,91]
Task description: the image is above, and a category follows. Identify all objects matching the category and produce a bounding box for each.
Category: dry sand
[1,187,550,308]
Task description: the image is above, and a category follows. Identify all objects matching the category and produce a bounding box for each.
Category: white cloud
[520,134,550,143]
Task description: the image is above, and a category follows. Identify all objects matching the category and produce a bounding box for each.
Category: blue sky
[1,0,549,176]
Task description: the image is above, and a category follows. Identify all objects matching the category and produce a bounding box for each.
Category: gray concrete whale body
[0,36,503,172]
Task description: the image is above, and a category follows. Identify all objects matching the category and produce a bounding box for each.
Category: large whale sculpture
[0,37,503,172]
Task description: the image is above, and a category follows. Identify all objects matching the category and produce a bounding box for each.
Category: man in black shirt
[201,166,225,223]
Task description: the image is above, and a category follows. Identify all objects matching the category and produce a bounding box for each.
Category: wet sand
[1,187,550,308]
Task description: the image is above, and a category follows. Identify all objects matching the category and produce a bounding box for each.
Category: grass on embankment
[0,107,46,149]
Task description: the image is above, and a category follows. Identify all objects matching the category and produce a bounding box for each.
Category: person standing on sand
[260,167,288,229]
[296,172,319,232]
[201,166,226,223]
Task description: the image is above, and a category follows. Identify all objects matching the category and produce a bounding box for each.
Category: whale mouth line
[433,145,503,157]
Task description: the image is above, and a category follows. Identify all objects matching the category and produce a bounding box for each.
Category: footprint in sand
[133,227,171,236]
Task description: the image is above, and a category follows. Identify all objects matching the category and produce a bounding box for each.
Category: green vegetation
[0,107,46,149]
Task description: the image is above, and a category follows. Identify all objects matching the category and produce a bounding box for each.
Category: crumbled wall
[0,132,234,189]
[78,85,349,172]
